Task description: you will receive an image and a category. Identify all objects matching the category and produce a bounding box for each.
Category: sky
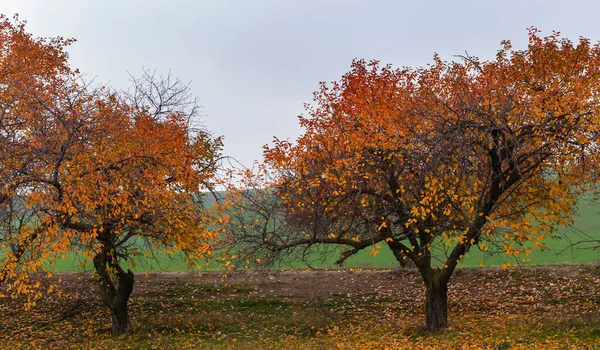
[2,0,600,168]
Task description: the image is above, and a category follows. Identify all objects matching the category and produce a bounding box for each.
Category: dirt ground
[55,264,600,303]
[2,265,599,349]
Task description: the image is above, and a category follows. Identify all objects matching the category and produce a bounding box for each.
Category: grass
[0,267,599,349]
[44,196,600,273]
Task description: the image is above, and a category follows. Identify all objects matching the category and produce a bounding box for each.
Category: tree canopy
[0,16,224,335]
[227,29,600,330]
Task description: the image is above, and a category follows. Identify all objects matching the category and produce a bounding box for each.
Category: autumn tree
[0,14,76,289]
[227,30,600,331]
[0,17,223,335]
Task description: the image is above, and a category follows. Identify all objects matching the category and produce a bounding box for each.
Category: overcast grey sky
[2,0,600,167]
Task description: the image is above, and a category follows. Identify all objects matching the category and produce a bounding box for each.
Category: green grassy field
[47,197,600,272]
[349,196,600,268]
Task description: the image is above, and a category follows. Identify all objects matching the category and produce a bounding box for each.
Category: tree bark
[109,269,134,336]
[93,250,135,336]
[425,278,448,331]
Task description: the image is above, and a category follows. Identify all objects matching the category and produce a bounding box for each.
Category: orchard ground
[0,266,599,349]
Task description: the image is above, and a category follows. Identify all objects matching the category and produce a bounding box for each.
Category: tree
[0,14,77,289]
[227,29,600,331]
[0,17,224,335]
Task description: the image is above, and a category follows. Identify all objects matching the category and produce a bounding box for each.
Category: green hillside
[45,195,600,272]
[284,196,600,269]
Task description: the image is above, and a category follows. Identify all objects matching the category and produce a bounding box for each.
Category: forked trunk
[425,279,448,331]
[108,271,134,335]
[388,241,450,331]
[94,251,135,336]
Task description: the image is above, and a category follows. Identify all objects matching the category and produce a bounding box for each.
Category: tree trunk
[109,269,134,336]
[111,304,131,335]
[94,250,135,336]
[388,241,449,331]
[425,279,448,331]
